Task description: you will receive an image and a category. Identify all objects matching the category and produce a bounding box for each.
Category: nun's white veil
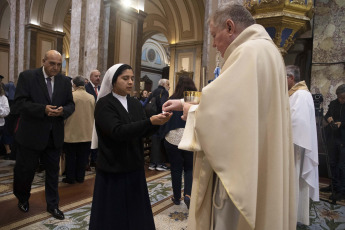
[91,63,124,149]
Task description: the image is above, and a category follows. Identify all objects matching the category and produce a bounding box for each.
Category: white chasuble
[179,24,296,230]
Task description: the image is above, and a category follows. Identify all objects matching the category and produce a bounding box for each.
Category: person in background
[162,3,295,229]
[4,80,16,106]
[0,84,10,159]
[85,70,101,100]
[89,63,171,230]
[160,76,197,209]
[140,90,150,106]
[85,69,101,168]
[3,79,16,158]
[0,75,5,92]
[147,79,170,171]
[63,76,95,184]
[13,50,75,220]
[286,65,319,225]
[322,84,345,201]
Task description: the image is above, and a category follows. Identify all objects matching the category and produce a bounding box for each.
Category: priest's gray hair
[208,2,255,30]
[158,79,169,87]
[336,84,345,95]
[73,75,85,87]
[286,65,300,82]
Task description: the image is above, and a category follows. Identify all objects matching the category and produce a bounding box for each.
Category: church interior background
[0,0,345,229]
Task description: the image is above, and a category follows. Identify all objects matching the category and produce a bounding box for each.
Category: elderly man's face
[164,81,170,91]
[90,71,101,86]
[42,51,62,77]
[210,21,231,57]
[287,75,295,90]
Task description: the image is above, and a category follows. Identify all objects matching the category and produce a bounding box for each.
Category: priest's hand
[335,122,341,128]
[150,112,172,125]
[181,103,193,121]
[162,99,183,112]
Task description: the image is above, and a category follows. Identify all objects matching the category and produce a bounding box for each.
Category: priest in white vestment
[286,65,319,225]
[163,3,296,230]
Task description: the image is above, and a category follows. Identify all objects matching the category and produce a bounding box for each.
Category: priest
[286,65,319,225]
[163,3,296,230]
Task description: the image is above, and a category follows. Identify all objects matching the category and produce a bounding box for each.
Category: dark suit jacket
[85,82,99,100]
[95,93,159,173]
[14,67,75,151]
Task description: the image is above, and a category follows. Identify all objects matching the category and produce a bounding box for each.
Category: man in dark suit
[85,69,101,168]
[85,69,101,100]
[13,50,75,220]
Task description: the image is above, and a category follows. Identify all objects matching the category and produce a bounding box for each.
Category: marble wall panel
[311,64,345,113]
[311,0,345,112]
[312,0,345,62]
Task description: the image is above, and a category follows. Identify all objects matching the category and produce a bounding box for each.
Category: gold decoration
[245,0,314,55]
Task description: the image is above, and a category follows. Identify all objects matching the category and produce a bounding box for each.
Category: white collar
[42,67,54,80]
[112,91,128,111]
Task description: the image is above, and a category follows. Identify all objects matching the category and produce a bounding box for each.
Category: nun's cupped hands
[150,112,173,125]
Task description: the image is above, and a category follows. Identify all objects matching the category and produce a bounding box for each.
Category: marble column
[69,0,86,77]
[9,0,18,82]
[17,0,28,74]
[101,1,111,75]
[168,46,176,95]
[134,11,147,92]
[84,0,102,78]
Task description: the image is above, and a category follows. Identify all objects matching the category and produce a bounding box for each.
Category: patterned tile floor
[1,159,345,230]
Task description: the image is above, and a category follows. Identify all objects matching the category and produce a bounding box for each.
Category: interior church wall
[310,0,345,111]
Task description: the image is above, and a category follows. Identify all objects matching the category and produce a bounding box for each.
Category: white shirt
[0,95,10,126]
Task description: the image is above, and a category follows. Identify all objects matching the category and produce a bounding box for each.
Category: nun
[89,64,172,230]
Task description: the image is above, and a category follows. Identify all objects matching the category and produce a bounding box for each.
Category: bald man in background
[13,50,75,220]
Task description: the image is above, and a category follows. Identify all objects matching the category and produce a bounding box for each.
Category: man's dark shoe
[320,185,332,193]
[18,201,29,212]
[171,197,180,205]
[47,208,65,220]
[62,178,75,184]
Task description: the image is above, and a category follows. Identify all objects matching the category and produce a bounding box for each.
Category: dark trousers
[90,148,98,164]
[13,135,61,210]
[164,140,193,199]
[328,138,345,193]
[150,134,167,163]
[64,142,90,182]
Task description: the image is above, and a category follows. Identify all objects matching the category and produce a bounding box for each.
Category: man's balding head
[42,50,62,77]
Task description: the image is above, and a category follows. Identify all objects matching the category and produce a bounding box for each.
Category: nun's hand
[150,112,172,125]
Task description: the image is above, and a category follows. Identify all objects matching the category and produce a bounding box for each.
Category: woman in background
[89,64,171,230]
[160,76,197,209]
